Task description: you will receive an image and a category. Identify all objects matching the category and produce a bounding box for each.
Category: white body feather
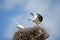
[16,22,24,30]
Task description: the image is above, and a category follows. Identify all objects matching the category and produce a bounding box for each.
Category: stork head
[35,13,43,22]
[30,13,42,17]
[30,13,37,18]
[30,13,40,17]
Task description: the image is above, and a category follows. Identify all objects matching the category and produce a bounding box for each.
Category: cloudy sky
[0,0,60,40]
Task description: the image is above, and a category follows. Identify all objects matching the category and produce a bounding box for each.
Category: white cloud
[5,0,25,8]
[44,18,59,40]
[0,0,26,9]
[44,3,60,40]
[25,0,52,13]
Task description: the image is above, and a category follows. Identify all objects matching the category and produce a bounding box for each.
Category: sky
[0,0,60,40]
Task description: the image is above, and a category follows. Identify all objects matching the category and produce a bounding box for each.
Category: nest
[13,26,49,40]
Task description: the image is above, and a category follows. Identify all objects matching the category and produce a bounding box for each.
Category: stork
[16,22,24,30]
[29,13,43,26]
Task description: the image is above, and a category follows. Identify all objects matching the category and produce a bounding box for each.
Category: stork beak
[30,13,34,16]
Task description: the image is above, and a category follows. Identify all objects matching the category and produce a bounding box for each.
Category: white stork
[16,22,24,30]
[29,13,43,25]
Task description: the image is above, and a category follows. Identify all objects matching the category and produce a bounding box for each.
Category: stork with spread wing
[29,13,43,25]
[16,22,24,30]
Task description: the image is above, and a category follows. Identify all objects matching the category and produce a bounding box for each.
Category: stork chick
[16,22,24,30]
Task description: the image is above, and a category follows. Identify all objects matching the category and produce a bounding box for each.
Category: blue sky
[0,0,60,40]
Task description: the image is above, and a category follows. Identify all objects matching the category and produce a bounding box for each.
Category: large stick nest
[13,26,49,40]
